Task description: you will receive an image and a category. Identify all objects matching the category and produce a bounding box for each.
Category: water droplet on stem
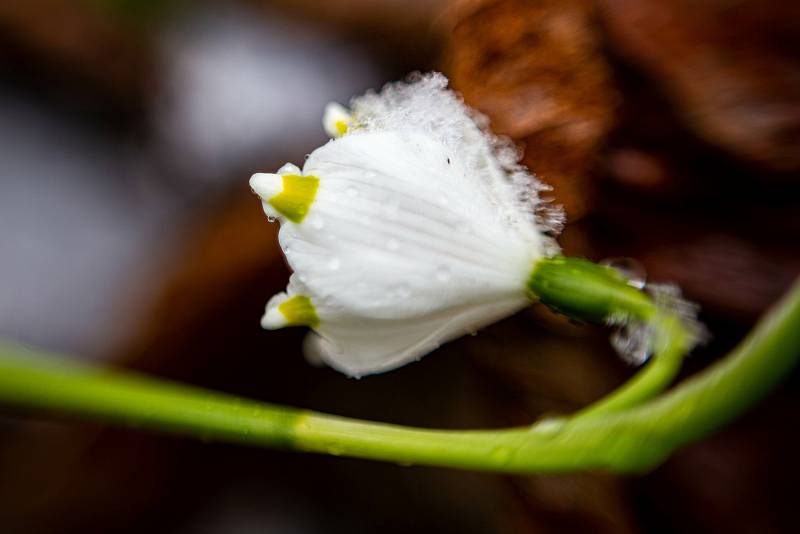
[600,257,647,289]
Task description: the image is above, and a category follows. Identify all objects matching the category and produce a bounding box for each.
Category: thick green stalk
[0,276,797,474]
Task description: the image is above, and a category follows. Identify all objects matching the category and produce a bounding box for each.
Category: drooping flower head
[250,73,560,376]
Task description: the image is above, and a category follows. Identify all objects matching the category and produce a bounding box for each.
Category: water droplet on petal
[600,257,647,289]
[309,215,324,229]
[267,215,276,223]
[435,266,451,282]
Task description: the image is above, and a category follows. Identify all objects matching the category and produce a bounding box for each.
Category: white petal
[253,73,556,376]
[302,332,328,367]
[261,292,290,329]
[290,131,541,311]
[322,102,351,138]
[308,296,527,376]
[271,130,541,375]
[250,172,283,200]
[349,73,560,235]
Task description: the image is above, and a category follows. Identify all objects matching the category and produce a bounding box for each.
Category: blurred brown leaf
[599,0,800,174]
[0,0,153,113]
[445,0,618,220]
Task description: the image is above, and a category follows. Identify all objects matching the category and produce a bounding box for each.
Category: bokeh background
[1,0,798,532]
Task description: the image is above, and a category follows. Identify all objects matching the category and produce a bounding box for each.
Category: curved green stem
[0,277,797,474]
[529,256,691,417]
[574,312,689,419]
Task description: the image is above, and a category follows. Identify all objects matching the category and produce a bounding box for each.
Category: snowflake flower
[250,73,560,376]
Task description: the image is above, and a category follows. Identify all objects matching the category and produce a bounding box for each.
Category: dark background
[0,0,798,532]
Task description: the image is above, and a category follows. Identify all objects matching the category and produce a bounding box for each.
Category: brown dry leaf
[444,0,618,220]
[599,0,800,174]
[0,0,153,112]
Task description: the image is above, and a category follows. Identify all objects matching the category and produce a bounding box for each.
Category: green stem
[0,277,797,474]
[575,312,689,419]
[529,256,691,417]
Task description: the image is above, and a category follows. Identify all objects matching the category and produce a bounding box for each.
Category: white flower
[250,73,559,377]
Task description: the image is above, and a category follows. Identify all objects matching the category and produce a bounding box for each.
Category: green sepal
[528,256,655,324]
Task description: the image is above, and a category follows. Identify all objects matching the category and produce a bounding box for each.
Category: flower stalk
[530,256,693,418]
[0,259,797,474]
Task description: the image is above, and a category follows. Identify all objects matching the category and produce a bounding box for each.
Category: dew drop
[346,187,358,197]
[327,257,341,270]
[600,257,647,289]
[267,215,276,223]
[535,417,566,437]
[309,215,324,229]
[610,321,653,365]
[435,265,451,282]
[387,239,400,251]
